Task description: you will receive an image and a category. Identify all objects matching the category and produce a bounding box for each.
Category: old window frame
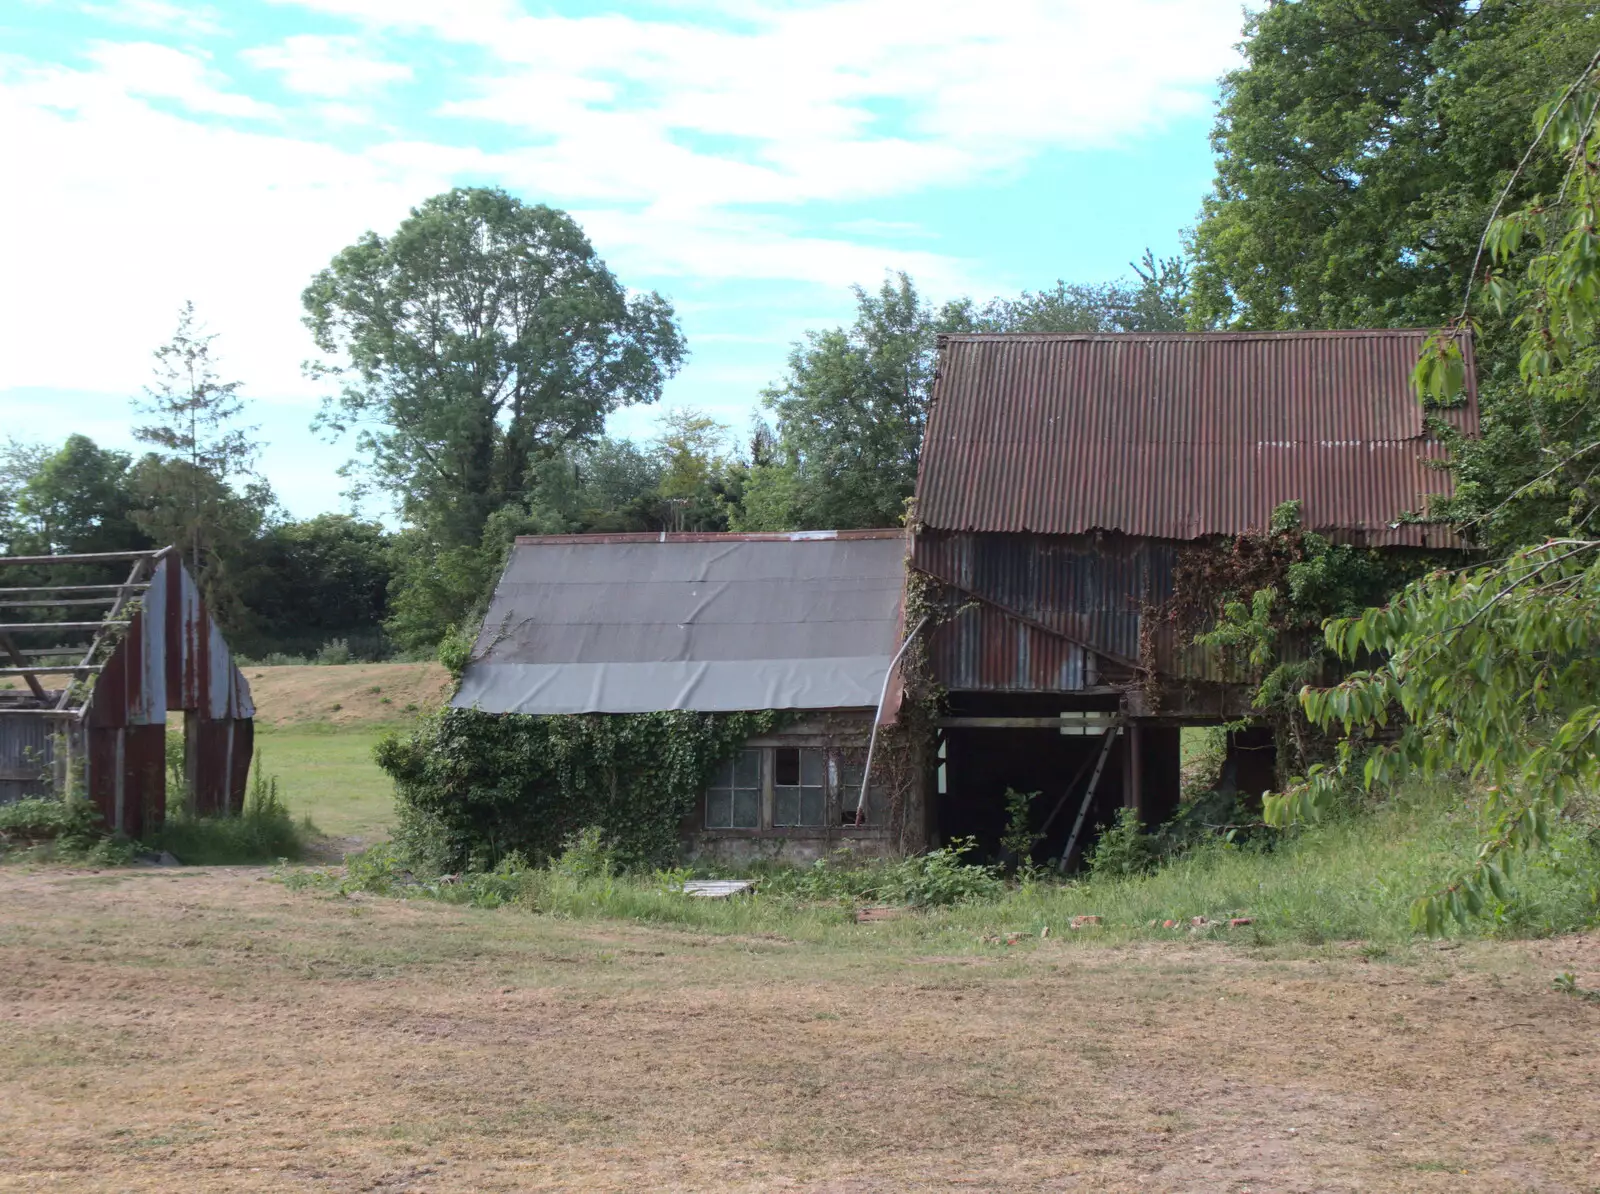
[704,747,763,829]
[772,745,826,827]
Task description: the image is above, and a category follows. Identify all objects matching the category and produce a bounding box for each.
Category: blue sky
[0,0,1249,519]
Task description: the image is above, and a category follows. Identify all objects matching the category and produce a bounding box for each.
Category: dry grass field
[241,662,453,729]
[1,865,1597,1193]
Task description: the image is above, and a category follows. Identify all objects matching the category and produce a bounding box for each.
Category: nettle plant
[1272,65,1600,934]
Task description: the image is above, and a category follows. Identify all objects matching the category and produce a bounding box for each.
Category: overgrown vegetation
[1271,59,1600,933]
[376,707,785,872]
[152,762,310,866]
[283,782,1600,947]
[0,797,135,866]
[1171,501,1448,777]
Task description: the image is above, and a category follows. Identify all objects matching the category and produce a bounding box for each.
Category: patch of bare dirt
[0,868,1596,1192]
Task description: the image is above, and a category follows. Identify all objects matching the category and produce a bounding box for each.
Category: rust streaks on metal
[918,330,1477,547]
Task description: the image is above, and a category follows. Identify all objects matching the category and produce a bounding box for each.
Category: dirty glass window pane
[800,787,824,827]
[801,750,824,787]
[732,789,760,829]
[734,749,761,789]
[774,746,825,827]
[837,749,887,826]
[706,748,762,829]
[774,788,799,827]
[705,789,734,829]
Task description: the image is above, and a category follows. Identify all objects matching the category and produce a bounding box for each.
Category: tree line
[7,0,1596,680]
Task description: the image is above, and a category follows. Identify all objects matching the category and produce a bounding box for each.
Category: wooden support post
[1126,721,1144,816]
[0,631,47,701]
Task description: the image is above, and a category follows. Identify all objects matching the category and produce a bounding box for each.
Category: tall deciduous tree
[653,408,736,532]
[1274,62,1600,931]
[736,273,950,532]
[1191,0,1598,332]
[16,435,148,556]
[303,188,687,551]
[0,440,51,555]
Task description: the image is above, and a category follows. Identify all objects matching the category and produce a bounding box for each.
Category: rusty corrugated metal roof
[916,330,1478,546]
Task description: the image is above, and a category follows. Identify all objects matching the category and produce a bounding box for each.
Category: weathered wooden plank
[0,550,161,566]
[0,622,129,632]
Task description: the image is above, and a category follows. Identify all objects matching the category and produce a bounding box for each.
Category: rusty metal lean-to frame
[0,547,256,834]
[0,550,152,711]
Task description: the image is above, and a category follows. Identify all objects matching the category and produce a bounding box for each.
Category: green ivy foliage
[375,707,784,872]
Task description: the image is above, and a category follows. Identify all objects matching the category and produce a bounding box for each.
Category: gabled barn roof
[453,531,907,715]
[916,330,1478,547]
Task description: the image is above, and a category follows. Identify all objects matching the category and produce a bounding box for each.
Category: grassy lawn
[254,724,396,844]
[0,865,1595,1191]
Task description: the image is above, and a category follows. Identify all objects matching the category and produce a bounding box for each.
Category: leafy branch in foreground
[1267,542,1600,934]
[1278,64,1600,935]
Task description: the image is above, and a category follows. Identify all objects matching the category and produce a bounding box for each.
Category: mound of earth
[242,661,453,727]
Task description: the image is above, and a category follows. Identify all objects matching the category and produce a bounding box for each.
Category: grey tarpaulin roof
[453,531,908,715]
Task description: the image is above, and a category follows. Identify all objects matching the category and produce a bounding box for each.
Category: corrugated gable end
[83,551,253,727]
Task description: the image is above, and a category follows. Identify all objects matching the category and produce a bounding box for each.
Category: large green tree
[15,435,149,557]
[736,273,946,531]
[304,188,686,551]
[241,515,394,655]
[1192,0,1599,331]
[1273,61,1600,931]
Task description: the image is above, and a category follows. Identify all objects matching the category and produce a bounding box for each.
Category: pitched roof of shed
[453,531,907,715]
[915,330,1478,547]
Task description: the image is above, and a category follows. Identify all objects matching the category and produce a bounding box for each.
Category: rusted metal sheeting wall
[86,724,166,841]
[928,604,1088,692]
[82,551,254,834]
[919,330,1477,547]
[188,716,254,817]
[90,553,254,728]
[915,530,1240,691]
[916,529,1168,666]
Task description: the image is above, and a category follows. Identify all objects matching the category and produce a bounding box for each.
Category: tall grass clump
[0,796,137,865]
[154,759,311,865]
[944,783,1600,947]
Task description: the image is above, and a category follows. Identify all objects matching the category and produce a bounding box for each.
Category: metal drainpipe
[854,616,930,826]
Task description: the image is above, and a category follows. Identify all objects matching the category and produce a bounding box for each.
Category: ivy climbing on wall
[1168,502,1451,776]
[377,707,785,873]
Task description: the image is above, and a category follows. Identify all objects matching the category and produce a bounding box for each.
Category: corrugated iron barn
[455,531,917,861]
[912,329,1478,863]
[0,547,255,838]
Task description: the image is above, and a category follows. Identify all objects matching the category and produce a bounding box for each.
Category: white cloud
[0,37,982,402]
[0,55,449,396]
[242,34,412,98]
[82,0,223,36]
[275,0,1243,206]
[83,42,276,118]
